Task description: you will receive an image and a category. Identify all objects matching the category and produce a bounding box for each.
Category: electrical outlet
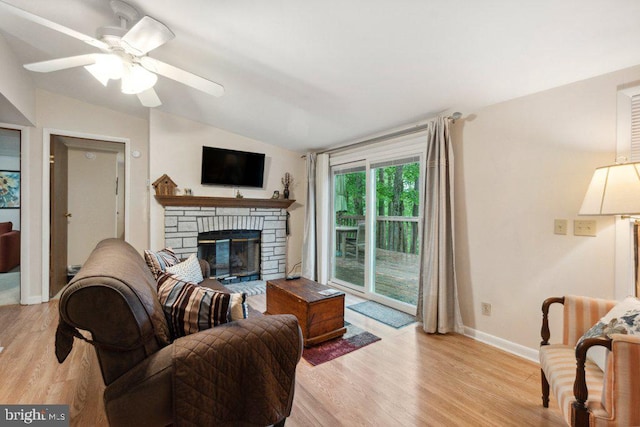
[574,220,597,237]
[554,219,567,235]
[481,302,491,316]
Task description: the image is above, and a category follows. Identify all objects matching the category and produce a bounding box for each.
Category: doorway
[49,135,126,298]
[0,128,21,306]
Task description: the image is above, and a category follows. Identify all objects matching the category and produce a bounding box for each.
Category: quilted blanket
[172,314,302,426]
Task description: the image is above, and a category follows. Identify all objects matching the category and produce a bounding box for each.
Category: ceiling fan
[0,0,224,107]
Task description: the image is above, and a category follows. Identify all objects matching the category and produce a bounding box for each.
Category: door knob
[64,213,72,218]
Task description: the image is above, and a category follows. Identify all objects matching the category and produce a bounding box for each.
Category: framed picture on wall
[0,170,20,208]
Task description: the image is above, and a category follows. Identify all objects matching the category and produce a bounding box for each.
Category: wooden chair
[540,295,640,426]
[345,222,365,261]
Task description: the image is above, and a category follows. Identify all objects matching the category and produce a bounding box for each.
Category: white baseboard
[464,326,539,363]
[20,295,44,305]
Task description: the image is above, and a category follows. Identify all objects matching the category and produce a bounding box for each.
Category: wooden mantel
[154,195,295,209]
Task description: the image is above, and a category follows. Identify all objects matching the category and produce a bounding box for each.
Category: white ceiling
[1,0,640,152]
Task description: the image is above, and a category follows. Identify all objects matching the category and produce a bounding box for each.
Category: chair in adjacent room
[0,221,20,273]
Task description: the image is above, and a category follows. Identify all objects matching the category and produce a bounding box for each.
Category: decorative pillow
[166,254,204,283]
[157,273,231,338]
[229,292,249,321]
[144,247,180,278]
[577,296,640,371]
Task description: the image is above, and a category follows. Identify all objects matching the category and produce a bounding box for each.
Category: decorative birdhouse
[152,174,178,196]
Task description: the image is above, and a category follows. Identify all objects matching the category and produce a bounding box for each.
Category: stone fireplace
[163,206,288,281]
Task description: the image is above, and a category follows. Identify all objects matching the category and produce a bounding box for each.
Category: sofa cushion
[166,253,204,283]
[229,292,249,321]
[157,273,231,338]
[539,344,605,425]
[578,296,640,370]
[144,247,180,278]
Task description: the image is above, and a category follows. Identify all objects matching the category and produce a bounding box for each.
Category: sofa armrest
[587,333,640,426]
[103,343,174,427]
[105,315,302,427]
[198,258,211,278]
[172,314,302,426]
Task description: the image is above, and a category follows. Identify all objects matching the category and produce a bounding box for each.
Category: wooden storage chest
[266,278,346,347]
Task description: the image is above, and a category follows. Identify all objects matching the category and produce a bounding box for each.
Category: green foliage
[335,162,420,217]
[375,162,420,217]
[335,161,421,254]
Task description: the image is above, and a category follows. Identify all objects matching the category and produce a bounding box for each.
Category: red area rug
[302,322,380,366]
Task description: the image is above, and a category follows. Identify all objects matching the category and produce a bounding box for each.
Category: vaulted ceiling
[1,0,640,152]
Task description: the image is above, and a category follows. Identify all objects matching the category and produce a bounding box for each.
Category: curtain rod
[303,112,462,158]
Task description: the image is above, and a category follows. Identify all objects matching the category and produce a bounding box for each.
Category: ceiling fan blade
[137,88,162,107]
[121,16,175,56]
[140,57,224,97]
[24,54,98,73]
[0,1,108,50]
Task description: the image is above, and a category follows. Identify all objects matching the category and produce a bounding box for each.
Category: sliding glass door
[371,157,421,306]
[332,164,366,290]
[329,153,423,313]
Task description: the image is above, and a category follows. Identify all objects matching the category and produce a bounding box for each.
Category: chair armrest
[571,336,612,426]
[541,296,565,346]
[574,337,612,400]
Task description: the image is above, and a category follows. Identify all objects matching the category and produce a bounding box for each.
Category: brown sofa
[55,238,302,427]
[0,221,19,273]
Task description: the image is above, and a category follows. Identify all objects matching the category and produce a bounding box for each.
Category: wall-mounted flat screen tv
[201,146,266,188]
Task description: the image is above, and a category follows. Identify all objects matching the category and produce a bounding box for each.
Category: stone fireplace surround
[163,206,288,281]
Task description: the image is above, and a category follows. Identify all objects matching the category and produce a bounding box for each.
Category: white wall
[149,110,306,271]
[23,90,149,303]
[0,34,35,126]
[455,64,640,354]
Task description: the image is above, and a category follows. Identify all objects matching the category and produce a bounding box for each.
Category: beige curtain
[302,152,317,280]
[416,116,464,334]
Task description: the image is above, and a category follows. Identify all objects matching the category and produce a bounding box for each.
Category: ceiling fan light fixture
[84,63,110,86]
[121,63,158,94]
[97,54,124,80]
[85,54,124,86]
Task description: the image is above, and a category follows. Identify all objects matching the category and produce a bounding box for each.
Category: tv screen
[201,146,265,188]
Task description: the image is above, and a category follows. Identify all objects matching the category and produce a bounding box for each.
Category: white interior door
[67,148,118,266]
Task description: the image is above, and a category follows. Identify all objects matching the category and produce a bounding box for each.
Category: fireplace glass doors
[197,230,260,282]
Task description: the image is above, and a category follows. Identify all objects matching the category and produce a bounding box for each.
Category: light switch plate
[574,220,597,237]
[554,219,567,235]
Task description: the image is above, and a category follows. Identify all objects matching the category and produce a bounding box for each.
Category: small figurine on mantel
[152,174,177,196]
[281,172,293,199]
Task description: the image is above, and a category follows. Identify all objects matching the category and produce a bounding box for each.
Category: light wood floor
[0,293,565,426]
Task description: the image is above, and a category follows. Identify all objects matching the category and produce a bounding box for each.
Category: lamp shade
[579,162,640,215]
[121,64,157,95]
